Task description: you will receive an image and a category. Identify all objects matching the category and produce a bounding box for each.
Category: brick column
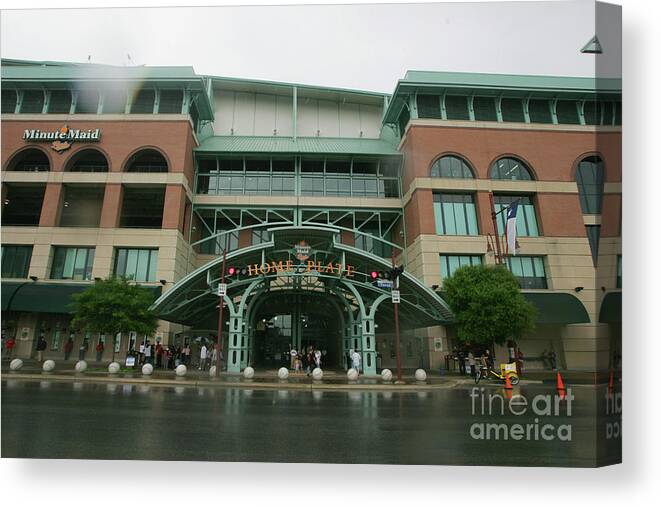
[162,184,186,231]
[100,184,123,228]
[39,183,63,227]
[475,191,494,236]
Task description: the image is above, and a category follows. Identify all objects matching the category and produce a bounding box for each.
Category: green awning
[599,292,622,323]
[1,282,161,314]
[522,292,590,324]
[195,136,401,155]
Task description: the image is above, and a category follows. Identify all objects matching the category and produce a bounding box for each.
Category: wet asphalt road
[1,379,621,466]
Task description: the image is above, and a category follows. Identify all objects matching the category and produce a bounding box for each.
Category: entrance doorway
[251,293,343,369]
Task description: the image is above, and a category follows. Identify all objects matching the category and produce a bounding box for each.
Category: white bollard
[414,368,427,382]
[209,365,216,377]
[381,369,393,382]
[277,367,289,380]
[347,368,359,381]
[9,358,23,371]
[142,363,153,376]
[243,366,255,379]
[175,364,187,377]
[42,359,55,372]
[312,367,323,380]
[75,360,88,373]
[108,362,121,374]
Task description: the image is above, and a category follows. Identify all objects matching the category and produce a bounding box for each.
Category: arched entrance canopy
[152,226,453,329]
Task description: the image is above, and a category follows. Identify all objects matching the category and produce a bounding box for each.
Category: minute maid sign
[23,125,101,153]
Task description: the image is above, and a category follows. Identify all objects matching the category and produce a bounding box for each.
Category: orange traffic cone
[608,368,614,394]
[505,373,513,390]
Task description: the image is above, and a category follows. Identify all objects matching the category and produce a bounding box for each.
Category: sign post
[391,253,403,383]
[216,248,227,378]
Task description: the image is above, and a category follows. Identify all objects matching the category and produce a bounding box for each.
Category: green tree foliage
[70,277,158,358]
[443,264,536,345]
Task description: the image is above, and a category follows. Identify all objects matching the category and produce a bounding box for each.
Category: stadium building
[1,59,621,373]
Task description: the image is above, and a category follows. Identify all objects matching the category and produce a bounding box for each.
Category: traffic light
[227,266,236,277]
[389,265,405,281]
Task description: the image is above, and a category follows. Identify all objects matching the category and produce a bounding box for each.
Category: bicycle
[474,362,520,385]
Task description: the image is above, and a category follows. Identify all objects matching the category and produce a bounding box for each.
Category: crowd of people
[451,343,525,376]
[131,339,195,370]
[286,345,326,375]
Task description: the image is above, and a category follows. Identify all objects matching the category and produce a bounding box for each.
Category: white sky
[0,0,621,93]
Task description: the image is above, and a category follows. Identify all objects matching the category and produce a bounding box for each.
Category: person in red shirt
[63,338,74,360]
[95,341,104,362]
[5,337,16,359]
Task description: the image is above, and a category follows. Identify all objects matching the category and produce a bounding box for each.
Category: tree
[70,277,159,361]
[442,264,536,346]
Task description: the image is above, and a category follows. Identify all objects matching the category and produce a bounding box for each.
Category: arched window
[489,157,534,181]
[431,155,474,179]
[576,155,604,214]
[124,149,168,173]
[66,149,109,172]
[7,148,50,172]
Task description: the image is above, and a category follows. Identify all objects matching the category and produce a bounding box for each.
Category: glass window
[252,229,270,245]
[355,228,392,258]
[576,156,605,214]
[158,90,183,114]
[444,95,469,120]
[473,97,497,121]
[417,95,442,119]
[1,245,33,278]
[433,193,479,236]
[47,90,72,114]
[66,149,109,172]
[583,101,602,125]
[489,157,534,180]
[1,185,45,226]
[125,150,168,172]
[586,225,601,267]
[494,195,539,237]
[7,148,50,172]
[556,100,580,124]
[102,90,126,114]
[397,107,410,136]
[506,256,547,289]
[114,248,158,282]
[440,254,482,280]
[130,89,155,114]
[75,90,99,114]
[501,98,525,122]
[1,89,17,113]
[528,99,552,124]
[431,155,474,178]
[20,90,44,113]
[616,255,622,289]
[51,247,95,280]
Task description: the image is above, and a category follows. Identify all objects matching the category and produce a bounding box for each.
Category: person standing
[314,349,322,369]
[155,341,163,368]
[78,340,88,361]
[144,340,152,364]
[95,340,104,362]
[550,349,558,371]
[516,348,524,376]
[290,347,297,369]
[139,341,146,365]
[36,336,47,362]
[351,349,361,373]
[199,343,208,370]
[5,336,16,359]
[63,337,73,360]
[458,348,466,375]
[468,351,476,377]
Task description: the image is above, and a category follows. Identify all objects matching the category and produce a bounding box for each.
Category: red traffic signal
[370,271,378,279]
[227,266,236,276]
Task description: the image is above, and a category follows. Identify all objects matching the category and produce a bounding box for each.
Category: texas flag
[505,200,519,255]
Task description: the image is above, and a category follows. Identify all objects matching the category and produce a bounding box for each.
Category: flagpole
[489,192,504,265]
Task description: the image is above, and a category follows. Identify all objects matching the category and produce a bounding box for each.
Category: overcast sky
[1,1,621,93]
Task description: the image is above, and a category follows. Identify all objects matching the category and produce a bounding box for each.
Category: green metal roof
[1,281,161,314]
[195,136,400,156]
[384,70,622,124]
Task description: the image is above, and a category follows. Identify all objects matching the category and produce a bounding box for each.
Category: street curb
[1,373,461,391]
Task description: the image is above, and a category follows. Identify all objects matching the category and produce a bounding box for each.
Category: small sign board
[391,290,401,304]
[125,356,136,367]
[217,283,228,297]
[377,279,393,289]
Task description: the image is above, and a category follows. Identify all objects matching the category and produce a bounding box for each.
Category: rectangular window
[616,255,622,289]
[440,255,482,280]
[506,256,547,289]
[528,99,552,124]
[1,89,17,113]
[417,95,442,119]
[59,186,105,227]
[252,229,270,245]
[48,90,72,114]
[130,89,155,114]
[158,90,183,114]
[433,193,479,236]
[114,248,158,282]
[20,90,44,113]
[1,245,33,278]
[102,90,126,114]
[355,229,392,258]
[501,98,525,122]
[556,100,580,124]
[1,185,45,226]
[444,95,469,120]
[494,195,539,237]
[75,90,99,114]
[199,229,239,255]
[51,247,95,280]
[120,187,165,228]
[473,97,497,121]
